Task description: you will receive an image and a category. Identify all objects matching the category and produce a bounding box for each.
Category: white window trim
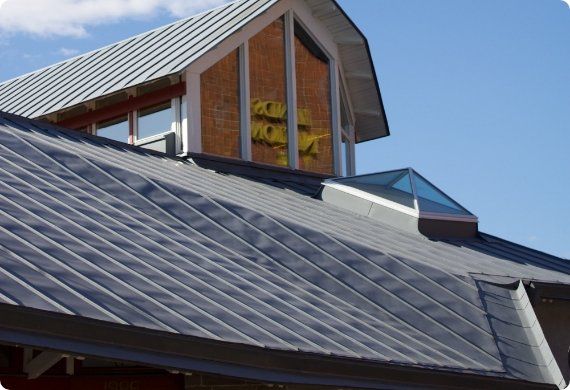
[90,96,184,154]
[284,10,299,169]
[239,43,252,161]
[185,71,202,154]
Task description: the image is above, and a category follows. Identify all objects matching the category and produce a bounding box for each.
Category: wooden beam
[57,82,186,130]
[65,356,75,375]
[23,351,63,379]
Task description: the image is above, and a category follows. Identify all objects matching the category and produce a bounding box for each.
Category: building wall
[201,49,241,158]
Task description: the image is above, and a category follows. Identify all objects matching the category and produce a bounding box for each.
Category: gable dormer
[0,0,389,177]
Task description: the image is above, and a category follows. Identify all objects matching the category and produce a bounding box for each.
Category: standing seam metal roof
[0,112,567,387]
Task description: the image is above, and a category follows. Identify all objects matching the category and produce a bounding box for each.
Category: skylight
[324,168,477,222]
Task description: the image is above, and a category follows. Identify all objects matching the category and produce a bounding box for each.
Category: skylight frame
[323,168,478,223]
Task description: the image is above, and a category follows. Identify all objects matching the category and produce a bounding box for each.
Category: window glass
[341,137,349,176]
[97,116,129,143]
[336,170,416,208]
[137,101,172,140]
[201,49,240,158]
[180,95,187,152]
[414,174,469,215]
[249,18,288,167]
[295,24,333,174]
[340,94,350,132]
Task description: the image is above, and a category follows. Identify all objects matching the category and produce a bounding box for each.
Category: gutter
[0,304,556,390]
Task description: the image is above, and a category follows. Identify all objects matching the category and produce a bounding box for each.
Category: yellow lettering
[251,99,309,124]
[297,108,312,127]
[251,98,264,116]
[263,101,287,119]
[250,98,320,157]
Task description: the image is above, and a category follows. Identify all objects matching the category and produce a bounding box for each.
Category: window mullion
[330,61,342,176]
[239,43,252,161]
[284,10,298,170]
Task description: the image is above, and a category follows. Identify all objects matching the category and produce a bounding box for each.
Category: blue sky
[0,0,568,258]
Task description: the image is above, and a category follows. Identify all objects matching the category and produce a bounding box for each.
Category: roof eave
[0,304,556,390]
[327,0,390,143]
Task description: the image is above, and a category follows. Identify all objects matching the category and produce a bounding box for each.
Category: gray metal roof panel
[0,112,567,386]
[479,281,565,388]
[0,0,388,140]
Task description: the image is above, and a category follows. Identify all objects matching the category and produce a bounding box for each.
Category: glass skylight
[325,168,476,220]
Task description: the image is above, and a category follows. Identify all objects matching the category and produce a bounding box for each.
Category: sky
[0,0,568,258]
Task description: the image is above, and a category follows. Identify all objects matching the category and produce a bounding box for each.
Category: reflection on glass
[340,95,350,131]
[97,116,129,143]
[201,49,240,158]
[137,102,172,140]
[295,24,333,174]
[414,173,469,215]
[249,18,288,167]
[338,170,415,208]
[335,169,473,216]
[341,138,349,176]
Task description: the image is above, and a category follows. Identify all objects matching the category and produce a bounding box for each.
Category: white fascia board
[290,0,340,60]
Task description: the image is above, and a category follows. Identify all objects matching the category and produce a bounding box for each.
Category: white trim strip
[284,10,298,169]
[239,43,252,161]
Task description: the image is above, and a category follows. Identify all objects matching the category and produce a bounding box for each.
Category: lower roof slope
[0,112,567,388]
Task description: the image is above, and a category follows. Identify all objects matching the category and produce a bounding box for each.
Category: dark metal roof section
[0,112,568,388]
[0,0,389,142]
[320,168,479,239]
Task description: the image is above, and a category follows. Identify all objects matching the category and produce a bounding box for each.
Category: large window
[137,101,172,140]
[97,116,129,143]
[294,24,333,174]
[249,18,289,167]
[201,49,241,158]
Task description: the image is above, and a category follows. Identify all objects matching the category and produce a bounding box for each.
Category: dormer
[0,0,389,178]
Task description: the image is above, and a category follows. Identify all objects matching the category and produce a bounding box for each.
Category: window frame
[92,98,182,152]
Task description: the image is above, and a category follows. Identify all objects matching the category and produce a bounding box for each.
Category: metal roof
[0,0,388,142]
[0,111,567,388]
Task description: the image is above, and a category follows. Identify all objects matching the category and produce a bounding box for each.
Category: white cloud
[0,0,231,37]
[563,0,570,8]
[58,47,79,57]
